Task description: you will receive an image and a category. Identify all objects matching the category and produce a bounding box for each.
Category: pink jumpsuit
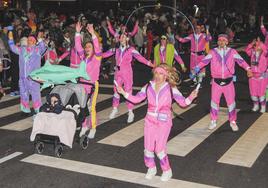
[153,45,185,66]
[195,47,250,122]
[245,42,268,107]
[125,81,194,171]
[44,49,69,64]
[75,33,102,128]
[70,47,81,68]
[178,33,212,71]
[103,46,152,110]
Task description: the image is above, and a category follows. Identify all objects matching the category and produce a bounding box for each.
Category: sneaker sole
[160,176,172,181]
[208,125,217,130]
[109,111,119,119]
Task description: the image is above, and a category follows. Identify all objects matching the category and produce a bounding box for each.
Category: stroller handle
[77,78,95,87]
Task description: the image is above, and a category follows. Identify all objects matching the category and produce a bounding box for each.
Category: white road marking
[0,152,23,164]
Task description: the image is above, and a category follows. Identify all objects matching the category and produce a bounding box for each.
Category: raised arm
[129,21,139,37]
[8,31,20,55]
[172,87,196,108]
[174,49,186,71]
[36,32,47,55]
[260,16,267,37]
[174,49,184,64]
[194,52,213,72]
[58,51,70,63]
[36,40,47,56]
[107,19,117,38]
[87,24,101,56]
[119,84,147,104]
[261,26,267,37]
[75,22,85,60]
[132,48,153,67]
[176,34,191,43]
[233,50,251,71]
[102,48,115,59]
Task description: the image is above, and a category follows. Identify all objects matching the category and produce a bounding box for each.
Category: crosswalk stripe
[100,84,142,90]
[98,104,196,147]
[0,95,20,103]
[21,154,220,188]
[0,97,46,119]
[0,94,112,132]
[0,152,23,164]
[167,108,231,157]
[0,117,33,131]
[218,113,268,167]
[0,105,20,118]
[96,102,145,126]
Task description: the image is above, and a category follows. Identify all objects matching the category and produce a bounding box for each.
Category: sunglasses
[161,38,167,40]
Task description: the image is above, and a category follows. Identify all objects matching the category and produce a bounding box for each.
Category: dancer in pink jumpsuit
[193,34,253,131]
[245,37,268,113]
[176,24,212,85]
[117,64,198,181]
[75,22,102,138]
[103,31,153,123]
[153,35,186,72]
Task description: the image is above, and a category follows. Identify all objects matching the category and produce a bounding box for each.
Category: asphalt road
[0,45,268,188]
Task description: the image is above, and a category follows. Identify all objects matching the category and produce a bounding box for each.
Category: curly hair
[153,64,181,87]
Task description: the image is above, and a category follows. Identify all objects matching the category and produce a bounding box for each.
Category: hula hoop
[124,4,200,75]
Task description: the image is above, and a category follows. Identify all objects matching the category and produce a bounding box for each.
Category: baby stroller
[30,81,95,157]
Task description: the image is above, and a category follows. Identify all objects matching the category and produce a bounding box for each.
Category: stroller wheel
[35,141,44,154]
[54,144,63,158]
[80,135,89,150]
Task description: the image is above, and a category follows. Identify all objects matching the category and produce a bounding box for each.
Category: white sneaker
[145,167,157,180]
[252,103,259,112]
[79,127,89,137]
[230,121,239,132]
[88,128,96,139]
[127,110,134,123]
[160,169,172,182]
[208,120,217,130]
[260,106,266,113]
[109,108,118,119]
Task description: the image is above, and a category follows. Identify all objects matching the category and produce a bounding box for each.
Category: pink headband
[154,67,168,76]
[218,37,228,42]
[28,36,36,42]
[218,34,228,42]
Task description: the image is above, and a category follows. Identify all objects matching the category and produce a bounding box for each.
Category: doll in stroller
[30,82,95,157]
